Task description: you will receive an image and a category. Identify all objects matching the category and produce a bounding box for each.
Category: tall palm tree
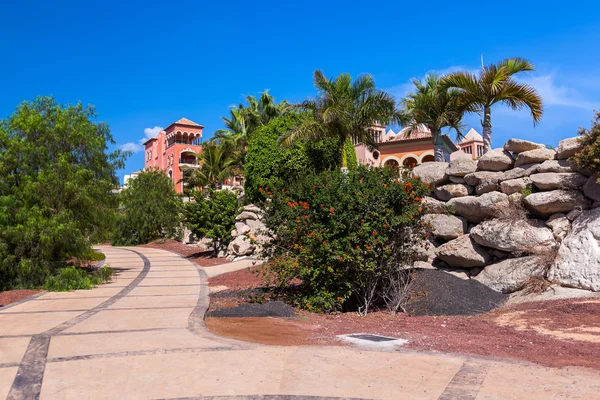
[180,143,235,191]
[398,74,465,162]
[280,70,398,169]
[441,57,543,153]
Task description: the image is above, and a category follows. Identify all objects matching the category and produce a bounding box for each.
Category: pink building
[450,128,485,160]
[143,118,203,194]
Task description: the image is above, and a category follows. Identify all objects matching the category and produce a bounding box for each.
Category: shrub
[185,189,239,253]
[85,250,106,261]
[573,111,600,177]
[43,265,114,292]
[244,113,358,203]
[112,169,183,246]
[259,165,430,314]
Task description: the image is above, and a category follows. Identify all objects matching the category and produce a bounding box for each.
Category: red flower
[329,208,335,214]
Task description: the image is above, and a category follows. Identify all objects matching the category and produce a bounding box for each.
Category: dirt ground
[140,239,228,267]
[0,290,43,307]
[206,266,600,370]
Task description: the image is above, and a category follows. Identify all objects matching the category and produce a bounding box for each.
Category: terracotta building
[354,125,484,168]
[143,118,203,194]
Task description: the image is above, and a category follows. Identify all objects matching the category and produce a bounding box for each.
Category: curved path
[0,247,599,400]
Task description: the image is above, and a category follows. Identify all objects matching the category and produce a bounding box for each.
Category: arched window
[421,154,435,163]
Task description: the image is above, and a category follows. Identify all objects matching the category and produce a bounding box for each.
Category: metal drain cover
[338,333,408,348]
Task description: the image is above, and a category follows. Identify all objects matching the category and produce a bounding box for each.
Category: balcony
[179,158,199,167]
[167,137,202,149]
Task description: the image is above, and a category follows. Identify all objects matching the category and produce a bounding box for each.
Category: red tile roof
[175,118,202,127]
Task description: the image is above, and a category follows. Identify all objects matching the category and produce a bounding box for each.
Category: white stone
[236,211,259,221]
[435,184,473,201]
[422,196,446,214]
[435,234,492,268]
[546,213,571,241]
[227,235,255,256]
[524,190,590,217]
[500,178,530,195]
[583,174,600,203]
[464,171,503,186]
[412,162,449,186]
[530,172,587,191]
[556,137,583,160]
[470,218,556,253]
[446,158,477,177]
[447,192,509,223]
[477,148,515,171]
[449,175,466,184]
[499,163,540,181]
[514,148,556,167]
[537,159,574,174]
[503,138,545,153]
[422,214,467,241]
[475,256,544,293]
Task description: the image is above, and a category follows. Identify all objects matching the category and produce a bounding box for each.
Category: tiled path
[1,247,600,399]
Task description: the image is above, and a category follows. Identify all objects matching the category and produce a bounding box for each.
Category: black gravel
[406,269,508,316]
[207,300,296,318]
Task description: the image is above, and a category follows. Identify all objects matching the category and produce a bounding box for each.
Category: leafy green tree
[0,96,126,289]
[280,70,398,169]
[181,143,235,191]
[398,74,465,161]
[441,57,543,153]
[112,169,182,246]
[185,189,239,253]
[244,113,357,202]
[573,111,600,177]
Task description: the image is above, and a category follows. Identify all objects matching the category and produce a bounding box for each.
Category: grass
[43,265,114,292]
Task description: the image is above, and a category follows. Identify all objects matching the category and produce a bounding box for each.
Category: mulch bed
[205,265,600,370]
[208,300,296,318]
[0,290,43,307]
[140,239,228,267]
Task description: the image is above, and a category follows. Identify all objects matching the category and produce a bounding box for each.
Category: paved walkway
[1,247,600,400]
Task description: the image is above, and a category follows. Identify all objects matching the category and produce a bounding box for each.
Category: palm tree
[180,143,235,191]
[398,74,465,162]
[441,57,543,153]
[280,70,398,169]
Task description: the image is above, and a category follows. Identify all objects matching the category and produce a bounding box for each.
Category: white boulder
[446,158,477,177]
[470,218,556,253]
[412,162,449,185]
[477,148,515,171]
[514,148,556,167]
[530,172,587,191]
[447,192,509,223]
[475,256,544,293]
[503,138,545,153]
[422,214,467,241]
[556,137,583,160]
[435,184,473,201]
[524,190,590,217]
[435,234,492,268]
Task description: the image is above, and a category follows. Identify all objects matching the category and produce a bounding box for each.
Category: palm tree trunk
[341,138,348,172]
[482,106,492,153]
[433,131,445,162]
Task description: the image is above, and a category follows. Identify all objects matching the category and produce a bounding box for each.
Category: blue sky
[1,0,598,182]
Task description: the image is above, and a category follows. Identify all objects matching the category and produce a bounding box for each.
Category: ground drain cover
[338,333,408,348]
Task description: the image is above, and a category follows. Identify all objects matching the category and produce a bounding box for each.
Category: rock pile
[414,136,600,293]
[225,204,269,260]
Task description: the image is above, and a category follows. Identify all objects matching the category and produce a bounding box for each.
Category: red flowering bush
[260,165,430,314]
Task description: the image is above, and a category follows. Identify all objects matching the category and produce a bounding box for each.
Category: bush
[259,165,430,314]
[574,111,600,177]
[185,189,239,253]
[0,97,126,290]
[244,113,358,203]
[112,169,183,246]
[43,265,114,292]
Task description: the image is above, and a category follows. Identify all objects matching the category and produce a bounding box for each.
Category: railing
[179,158,198,166]
[166,138,203,149]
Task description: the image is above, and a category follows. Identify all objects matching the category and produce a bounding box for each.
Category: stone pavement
[1,247,600,400]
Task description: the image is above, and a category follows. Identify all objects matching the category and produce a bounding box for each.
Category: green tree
[244,113,357,202]
[398,74,465,161]
[573,111,600,177]
[112,169,182,246]
[185,189,239,254]
[181,143,235,191]
[280,70,398,169]
[441,57,543,153]
[0,96,126,289]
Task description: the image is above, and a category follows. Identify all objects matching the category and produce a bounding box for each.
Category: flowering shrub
[260,165,430,314]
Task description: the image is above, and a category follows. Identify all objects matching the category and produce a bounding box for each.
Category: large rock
[435,234,492,268]
[546,213,571,241]
[556,137,583,160]
[475,256,544,293]
[227,235,255,257]
[449,176,466,184]
[477,148,515,171]
[549,208,600,291]
[583,174,600,202]
[422,196,446,214]
[530,172,587,191]
[524,190,590,217]
[514,148,556,167]
[446,158,477,177]
[499,163,540,181]
[236,211,259,221]
[234,222,251,236]
[503,138,545,154]
[475,180,500,195]
[500,178,530,195]
[243,204,262,214]
[537,159,573,174]
[412,162,449,185]
[470,218,556,253]
[422,214,467,241]
[447,192,510,223]
[464,171,503,186]
[435,184,473,201]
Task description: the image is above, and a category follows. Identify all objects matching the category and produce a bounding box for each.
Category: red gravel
[0,290,43,307]
[139,239,228,267]
[206,266,600,369]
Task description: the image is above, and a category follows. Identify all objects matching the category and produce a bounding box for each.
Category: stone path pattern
[1,247,600,399]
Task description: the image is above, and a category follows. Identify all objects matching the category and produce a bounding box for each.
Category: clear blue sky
[1,0,598,182]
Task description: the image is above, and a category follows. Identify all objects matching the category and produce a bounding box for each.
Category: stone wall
[225,204,269,261]
[413,136,600,293]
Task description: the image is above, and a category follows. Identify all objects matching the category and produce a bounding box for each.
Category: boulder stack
[226,204,269,260]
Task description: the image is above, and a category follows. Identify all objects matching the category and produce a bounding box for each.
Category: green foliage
[85,250,106,261]
[0,96,126,290]
[185,189,239,253]
[521,184,533,197]
[43,265,114,292]
[573,111,600,178]
[280,70,398,168]
[181,143,235,192]
[112,169,183,246]
[244,113,356,203]
[260,165,430,314]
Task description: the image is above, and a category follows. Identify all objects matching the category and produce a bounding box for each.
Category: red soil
[140,239,228,267]
[0,290,43,307]
[206,266,600,369]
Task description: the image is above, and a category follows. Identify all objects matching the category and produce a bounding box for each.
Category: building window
[477,145,484,157]
[463,146,472,155]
